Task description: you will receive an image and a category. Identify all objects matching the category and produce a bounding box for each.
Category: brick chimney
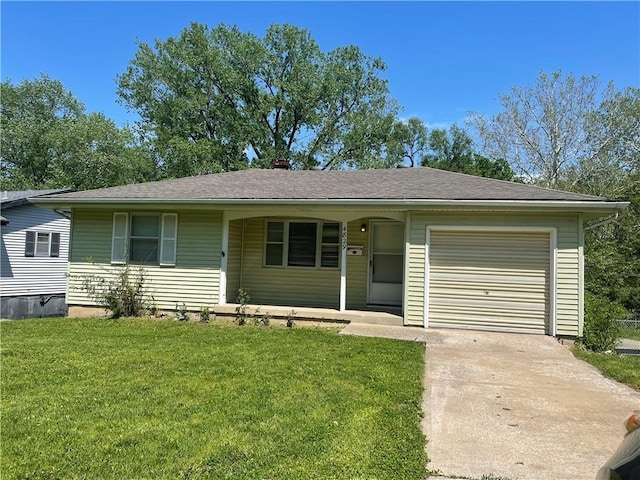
[272,159,291,170]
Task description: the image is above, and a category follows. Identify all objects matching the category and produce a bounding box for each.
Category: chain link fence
[620,318,640,329]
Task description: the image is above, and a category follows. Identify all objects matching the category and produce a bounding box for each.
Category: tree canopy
[117,22,399,174]
[468,70,616,188]
[421,125,514,180]
[1,75,157,191]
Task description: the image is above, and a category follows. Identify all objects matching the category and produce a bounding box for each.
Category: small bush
[175,302,189,322]
[253,308,271,327]
[75,263,149,318]
[286,310,296,328]
[582,292,627,352]
[199,306,211,323]
[235,288,250,325]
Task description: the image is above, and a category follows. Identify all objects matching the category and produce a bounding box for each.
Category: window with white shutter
[111,212,178,266]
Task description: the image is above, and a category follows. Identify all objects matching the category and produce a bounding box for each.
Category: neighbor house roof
[2,189,74,209]
[28,168,625,209]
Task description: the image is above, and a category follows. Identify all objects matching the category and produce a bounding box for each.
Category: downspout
[584,212,619,231]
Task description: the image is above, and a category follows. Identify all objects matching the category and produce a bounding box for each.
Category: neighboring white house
[1,189,72,319]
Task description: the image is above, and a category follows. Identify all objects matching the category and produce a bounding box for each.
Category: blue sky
[2,1,639,128]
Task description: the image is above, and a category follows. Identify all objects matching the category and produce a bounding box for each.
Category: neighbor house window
[264,220,340,269]
[25,231,60,257]
[111,212,178,266]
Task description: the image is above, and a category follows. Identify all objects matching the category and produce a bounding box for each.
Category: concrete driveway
[422,328,640,480]
[341,324,640,479]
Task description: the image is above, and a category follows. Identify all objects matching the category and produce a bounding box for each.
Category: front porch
[212,303,404,327]
[219,213,407,322]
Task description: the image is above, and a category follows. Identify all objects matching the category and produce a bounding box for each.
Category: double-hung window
[25,231,60,257]
[130,214,160,263]
[111,213,178,266]
[264,220,340,269]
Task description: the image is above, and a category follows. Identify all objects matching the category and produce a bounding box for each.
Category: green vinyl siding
[238,218,341,308]
[407,212,582,336]
[225,217,371,310]
[345,219,369,310]
[67,209,222,311]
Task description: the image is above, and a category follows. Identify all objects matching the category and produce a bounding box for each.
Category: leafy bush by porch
[1,318,428,479]
[581,292,627,352]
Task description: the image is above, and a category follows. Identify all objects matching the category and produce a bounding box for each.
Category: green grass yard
[573,348,640,391]
[1,318,428,479]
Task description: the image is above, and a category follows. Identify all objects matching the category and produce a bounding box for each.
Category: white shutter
[111,213,128,264]
[160,213,177,266]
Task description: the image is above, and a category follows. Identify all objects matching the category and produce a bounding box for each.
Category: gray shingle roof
[2,189,73,208]
[37,167,609,203]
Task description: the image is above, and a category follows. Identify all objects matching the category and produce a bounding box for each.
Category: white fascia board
[28,197,630,211]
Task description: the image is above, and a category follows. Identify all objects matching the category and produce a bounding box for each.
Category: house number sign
[342,225,348,250]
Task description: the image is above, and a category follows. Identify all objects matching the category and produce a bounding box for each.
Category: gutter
[584,212,619,231]
[28,197,631,211]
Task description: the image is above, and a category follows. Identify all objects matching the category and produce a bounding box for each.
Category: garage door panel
[431,272,547,286]
[429,315,544,334]
[430,290,547,305]
[431,255,549,270]
[428,230,550,334]
[430,310,536,328]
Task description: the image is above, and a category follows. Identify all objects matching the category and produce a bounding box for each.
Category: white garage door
[428,230,551,334]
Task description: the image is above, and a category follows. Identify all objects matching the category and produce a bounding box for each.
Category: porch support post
[219,214,229,305]
[339,222,347,312]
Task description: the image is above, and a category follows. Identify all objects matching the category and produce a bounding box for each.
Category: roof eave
[28,197,629,212]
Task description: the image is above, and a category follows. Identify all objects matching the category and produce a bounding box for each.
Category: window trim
[110,212,178,266]
[25,231,61,258]
[263,219,341,270]
[129,213,161,264]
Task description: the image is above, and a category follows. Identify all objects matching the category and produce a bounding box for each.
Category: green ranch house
[30,165,627,337]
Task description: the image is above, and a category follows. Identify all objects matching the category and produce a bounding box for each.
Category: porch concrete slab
[340,323,429,342]
[213,304,403,326]
[422,328,640,480]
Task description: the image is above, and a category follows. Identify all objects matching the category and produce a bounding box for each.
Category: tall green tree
[117,22,399,173]
[421,125,514,180]
[386,117,429,167]
[468,70,614,187]
[583,174,639,316]
[570,87,640,318]
[1,75,158,191]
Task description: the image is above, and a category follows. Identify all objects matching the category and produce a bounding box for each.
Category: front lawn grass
[1,318,427,479]
[573,348,640,391]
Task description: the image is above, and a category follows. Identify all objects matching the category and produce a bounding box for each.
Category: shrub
[234,289,271,326]
[582,292,627,352]
[175,302,189,321]
[199,306,211,323]
[235,288,250,325]
[75,263,149,318]
[253,308,271,326]
[286,310,296,328]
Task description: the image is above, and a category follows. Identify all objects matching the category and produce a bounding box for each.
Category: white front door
[368,221,404,306]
